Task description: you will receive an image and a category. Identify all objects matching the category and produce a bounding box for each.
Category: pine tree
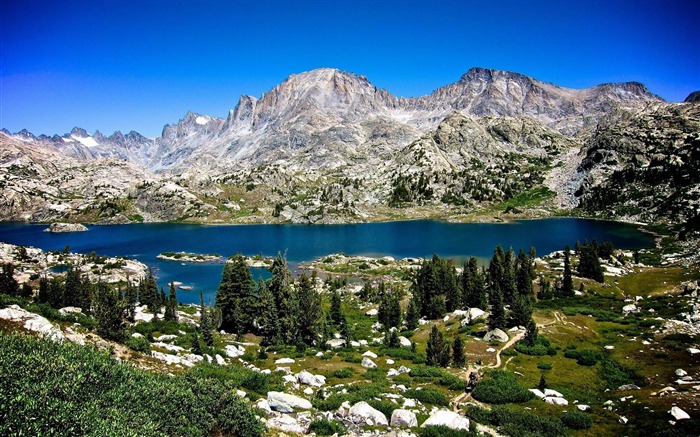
[200,291,213,347]
[452,335,466,367]
[461,257,487,310]
[378,288,402,329]
[268,253,298,344]
[439,342,452,367]
[164,282,178,321]
[515,249,533,298]
[191,332,202,355]
[296,274,322,346]
[48,277,64,309]
[488,286,506,331]
[578,243,604,283]
[216,254,255,336]
[37,277,49,304]
[94,282,125,341]
[426,325,444,367]
[405,297,420,330]
[64,264,82,307]
[562,245,574,297]
[0,263,20,296]
[488,246,505,307]
[524,318,538,346]
[125,281,137,323]
[140,268,160,317]
[339,313,352,346]
[359,280,376,302]
[330,289,342,326]
[503,248,517,305]
[256,278,279,346]
[509,293,532,328]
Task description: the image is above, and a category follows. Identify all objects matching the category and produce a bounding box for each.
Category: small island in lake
[44,223,88,233]
[157,252,223,263]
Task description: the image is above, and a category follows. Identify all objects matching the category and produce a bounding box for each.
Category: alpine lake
[0,218,654,305]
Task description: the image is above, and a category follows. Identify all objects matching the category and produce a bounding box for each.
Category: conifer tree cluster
[576,241,605,283]
[425,325,467,368]
[215,252,325,347]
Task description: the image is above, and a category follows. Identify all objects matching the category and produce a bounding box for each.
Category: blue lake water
[0,219,654,304]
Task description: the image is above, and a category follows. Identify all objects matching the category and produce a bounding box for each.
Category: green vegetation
[471,370,535,404]
[0,332,263,437]
[308,418,347,436]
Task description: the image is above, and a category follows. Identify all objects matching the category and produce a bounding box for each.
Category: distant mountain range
[1,68,698,228]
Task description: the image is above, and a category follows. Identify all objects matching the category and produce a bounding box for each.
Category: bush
[124,335,151,353]
[599,355,647,389]
[419,425,473,437]
[0,332,264,437]
[537,362,552,370]
[331,367,354,378]
[561,410,593,429]
[491,405,567,437]
[308,418,347,436]
[404,388,450,407]
[564,349,601,366]
[471,370,535,404]
[515,336,556,356]
[410,366,447,378]
[438,373,467,391]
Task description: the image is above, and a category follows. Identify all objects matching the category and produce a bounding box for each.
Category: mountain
[2,67,684,225]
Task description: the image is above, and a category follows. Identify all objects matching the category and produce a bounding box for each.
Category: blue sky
[2,0,698,137]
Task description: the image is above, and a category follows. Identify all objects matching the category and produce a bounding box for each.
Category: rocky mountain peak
[70,127,89,138]
[685,91,700,103]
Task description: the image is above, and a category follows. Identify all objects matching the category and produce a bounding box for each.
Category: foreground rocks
[0,304,64,341]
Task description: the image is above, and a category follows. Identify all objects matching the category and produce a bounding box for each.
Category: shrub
[124,335,151,353]
[599,355,647,389]
[564,349,601,366]
[561,410,593,429]
[515,336,555,356]
[419,425,473,437]
[438,373,467,391]
[411,366,447,378]
[537,362,552,370]
[331,367,354,379]
[491,405,567,437]
[404,388,450,407]
[471,370,535,404]
[308,418,347,436]
[0,332,264,437]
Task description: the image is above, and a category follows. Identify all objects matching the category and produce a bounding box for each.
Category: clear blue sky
[2,0,698,137]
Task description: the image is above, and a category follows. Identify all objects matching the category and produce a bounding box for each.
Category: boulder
[267,391,312,413]
[397,365,411,374]
[399,336,412,347]
[297,370,326,387]
[617,384,640,391]
[467,307,487,323]
[577,404,591,412]
[675,369,688,377]
[326,338,346,348]
[529,388,546,399]
[348,401,388,426]
[365,308,379,316]
[622,304,637,314]
[688,348,700,355]
[267,415,305,434]
[225,344,245,358]
[215,354,227,365]
[275,357,295,364]
[544,397,569,406]
[670,406,690,420]
[390,409,418,427]
[421,410,469,431]
[255,399,273,416]
[0,305,64,342]
[361,357,377,369]
[58,306,82,315]
[483,328,509,343]
[363,350,378,359]
[544,388,563,398]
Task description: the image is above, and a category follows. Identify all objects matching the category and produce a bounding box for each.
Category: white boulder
[399,336,412,347]
[577,404,591,412]
[483,328,509,343]
[544,396,569,406]
[361,357,377,369]
[390,409,418,427]
[670,406,690,420]
[267,415,305,434]
[421,410,469,431]
[297,370,326,387]
[267,391,312,413]
[544,388,564,398]
[348,401,388,426]
[275,357,295,364]
[529,388,546,399]
[622,304,638,314]
[365,308,379,316]
[224,344,245,358]
[363,350,378,359]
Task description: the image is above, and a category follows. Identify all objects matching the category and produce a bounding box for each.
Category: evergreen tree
[439,342,452,368]
[488,246,505,307]
[358,281,375,302]
[296,274,322,346]
[515,249,533,298]
[37,277,50,304]
[405,297,420,330]
[488,286,506,331]
[330,289,342,326]
[0,263,20,296]
[426,325,445,367]
[158,287,167,315]
[508,293,532,328]
[191,332,202,355]
[578,243,604,283]
[452,335,466,367]
[199,291,214,347]
[378,287,402,329]
[78,275,92,313]
[461,257,487,310]
[94,282,125,341]
[164,282,178,321]
[529,246,537,279]
[562,245,574,297]
[268,253,298,344]
[524,318,539,346]
[48,277,64,309]
[216,254,255,336]
[503,248,517,305]
[140,268,160,317]
[125,281,138,323]
[256,278,280,346]
[64,264,82,307]
[339,313,352,346]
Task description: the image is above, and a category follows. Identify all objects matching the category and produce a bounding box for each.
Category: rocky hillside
[3,67,693,225]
